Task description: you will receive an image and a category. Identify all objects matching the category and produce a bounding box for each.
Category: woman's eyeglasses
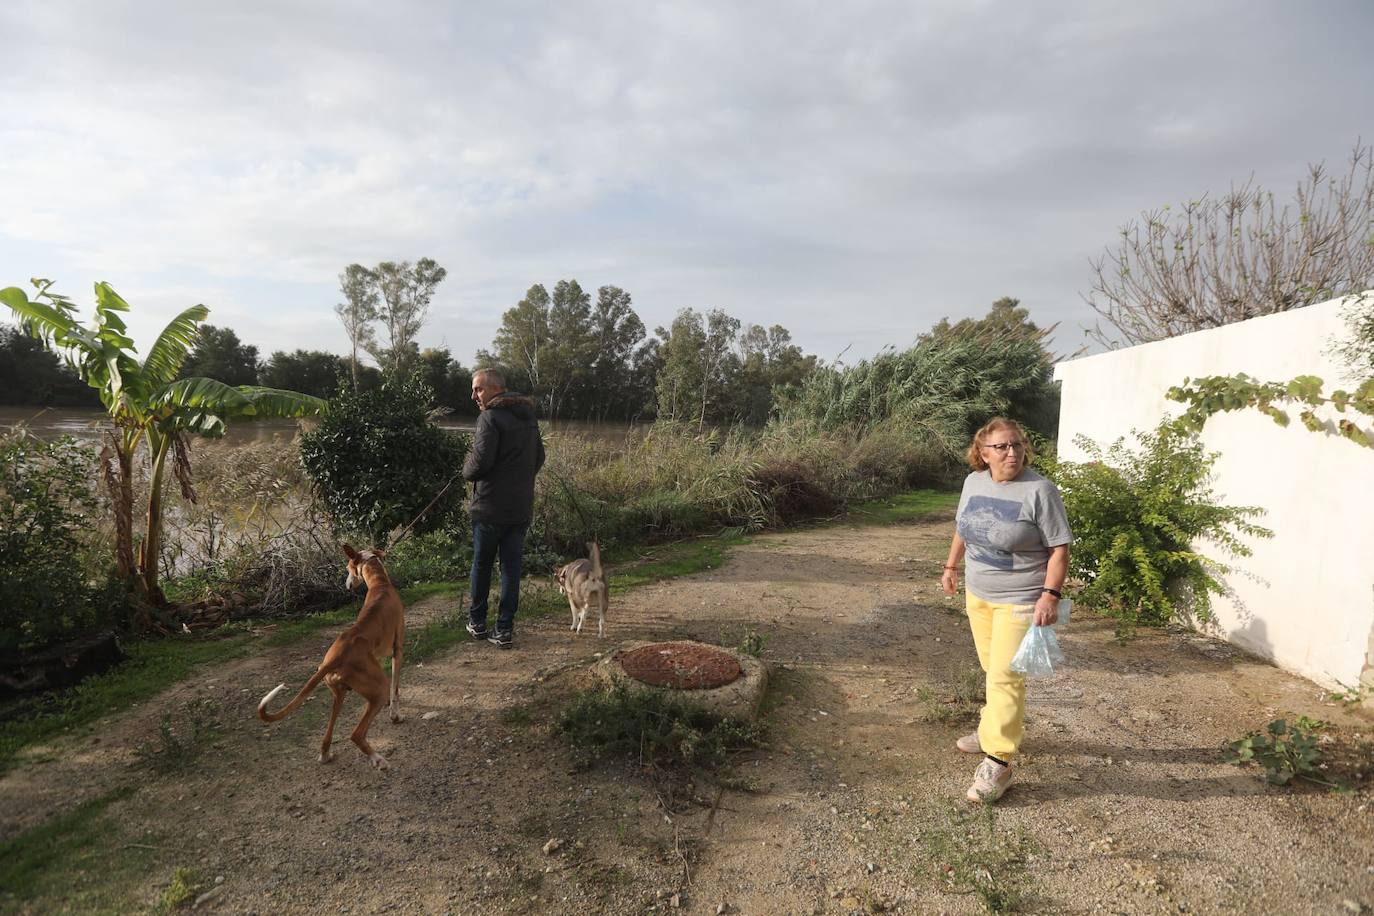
[982,442,1026,454]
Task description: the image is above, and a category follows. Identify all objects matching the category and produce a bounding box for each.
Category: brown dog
[257,544,405,769]
[555,540,607,637]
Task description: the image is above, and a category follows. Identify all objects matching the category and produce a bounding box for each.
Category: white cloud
[1,0,1371,363]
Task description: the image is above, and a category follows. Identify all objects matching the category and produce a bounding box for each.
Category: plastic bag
[1010,624,1066,678]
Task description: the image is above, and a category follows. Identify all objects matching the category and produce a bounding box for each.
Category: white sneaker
[966,756,1012,803]
[955,732,981,754]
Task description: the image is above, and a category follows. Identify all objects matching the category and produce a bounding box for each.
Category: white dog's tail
[588,540,602,580]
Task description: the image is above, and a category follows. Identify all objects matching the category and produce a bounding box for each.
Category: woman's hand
[940,567,958,596]
[1033,590,1059,626]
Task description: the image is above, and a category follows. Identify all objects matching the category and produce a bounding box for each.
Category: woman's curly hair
[966,417,1033,471]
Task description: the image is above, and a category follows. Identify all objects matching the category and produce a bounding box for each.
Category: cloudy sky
[1,0,1370,367]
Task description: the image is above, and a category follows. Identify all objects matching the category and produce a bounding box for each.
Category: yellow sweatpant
[966,593,1033,760]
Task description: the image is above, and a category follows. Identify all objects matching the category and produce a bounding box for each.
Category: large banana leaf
[151,379,327,437]
[235,386,328,418]
[142,304,210,386]
[0,286,100,350]
[92,282,136,351]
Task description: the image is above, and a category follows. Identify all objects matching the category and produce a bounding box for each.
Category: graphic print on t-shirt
[957,494,1022,570]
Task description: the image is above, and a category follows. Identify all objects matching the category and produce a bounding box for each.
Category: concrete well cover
[597,641,769,721]
[618,642,742,689]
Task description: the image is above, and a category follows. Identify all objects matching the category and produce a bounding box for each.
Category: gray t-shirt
[956,468,1072,605]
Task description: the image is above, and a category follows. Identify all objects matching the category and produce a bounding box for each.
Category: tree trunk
[138,436,173,606]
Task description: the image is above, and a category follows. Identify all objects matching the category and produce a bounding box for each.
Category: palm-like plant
[1,279,326,626]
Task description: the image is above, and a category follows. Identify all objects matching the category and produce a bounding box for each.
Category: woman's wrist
[943,564,958,571]
[1040,587,1062,599]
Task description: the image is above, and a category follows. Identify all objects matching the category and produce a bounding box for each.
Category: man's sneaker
[966,756,1012,803]
[956,732,982,754]
[465,620,488,641]
[488,630,513,650]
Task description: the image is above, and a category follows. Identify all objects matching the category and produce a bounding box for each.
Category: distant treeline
[1,288,1057,436]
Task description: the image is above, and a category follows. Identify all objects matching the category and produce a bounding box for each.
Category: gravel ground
[2,512,1371,914]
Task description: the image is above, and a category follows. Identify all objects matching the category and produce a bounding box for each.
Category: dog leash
[387,469,467,549]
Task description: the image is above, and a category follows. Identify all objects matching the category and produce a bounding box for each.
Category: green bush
[1038,424,1270,636]
[298,376,469,546]
[383,524,473,586]
[780,332,1060,448]
[0,433,124,651]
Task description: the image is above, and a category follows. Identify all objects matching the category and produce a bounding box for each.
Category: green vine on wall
[1167,373,1374,448]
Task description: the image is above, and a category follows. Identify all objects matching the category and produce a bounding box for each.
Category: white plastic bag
[1010,624,1065,678]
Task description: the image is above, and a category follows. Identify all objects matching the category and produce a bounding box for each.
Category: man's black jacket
[462,393,545,525]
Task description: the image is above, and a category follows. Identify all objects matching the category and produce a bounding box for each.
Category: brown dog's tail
[257,667,330,723]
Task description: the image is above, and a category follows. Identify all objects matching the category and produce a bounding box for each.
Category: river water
[0,406,637,445]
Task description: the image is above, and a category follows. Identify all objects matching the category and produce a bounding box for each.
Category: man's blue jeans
[468,521,529,634]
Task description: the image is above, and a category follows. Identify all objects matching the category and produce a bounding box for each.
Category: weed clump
[134,699,221,774]
[558,685,763,777]
[154,866,200,913]
[918,804,1037,913]
[915,667,985,724]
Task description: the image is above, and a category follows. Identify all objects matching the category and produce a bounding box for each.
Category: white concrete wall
[1054,293,1374,689]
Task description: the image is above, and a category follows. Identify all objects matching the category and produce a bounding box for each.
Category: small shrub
[0,433,124,652]
[558,684,763,777]
[1226,718,1339,788]
[299,376,469,546]
[736,629,767,658]
[154,866,200,913]
[1038,423,1271,636]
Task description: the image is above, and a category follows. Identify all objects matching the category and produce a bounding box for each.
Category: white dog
[555,541,608,637]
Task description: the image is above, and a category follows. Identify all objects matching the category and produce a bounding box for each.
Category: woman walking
[941,417,1071,802]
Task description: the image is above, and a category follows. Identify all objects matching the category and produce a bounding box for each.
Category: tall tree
[654,308,742,427]
[1087,142,1374,346]
[928,297,1051,346]
[0,323,99,406]
[335,264,379,390]
[179,324,259,386]
[587,285,648,420]
[543,280,597,418]
[730,323,817,424]
[488,283,551,397]
[259,349,345,399]
[654,309,708,424]
[370,258,447,376]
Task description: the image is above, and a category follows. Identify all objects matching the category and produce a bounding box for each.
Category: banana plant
[1,279,326,626]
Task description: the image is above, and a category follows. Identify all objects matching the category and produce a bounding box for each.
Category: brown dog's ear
[342,543,360,560]
[372,548,387,559]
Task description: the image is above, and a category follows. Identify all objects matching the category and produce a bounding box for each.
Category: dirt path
[3,513,1372,914]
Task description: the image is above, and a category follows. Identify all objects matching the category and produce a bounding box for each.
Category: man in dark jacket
[463,368,545,649]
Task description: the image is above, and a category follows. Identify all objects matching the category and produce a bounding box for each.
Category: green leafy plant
[1226,718,1339,788]
[1038,423,1271,636]
[153,866,200,913]
[1168,373,1374,448]
[1326,679,1367,706]
[1,279,325,623]
[0,433,124,651]
[298,375,468,546]
[735,629,767,658]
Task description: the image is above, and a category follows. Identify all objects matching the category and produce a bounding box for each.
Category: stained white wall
[1054,293,1374,689]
